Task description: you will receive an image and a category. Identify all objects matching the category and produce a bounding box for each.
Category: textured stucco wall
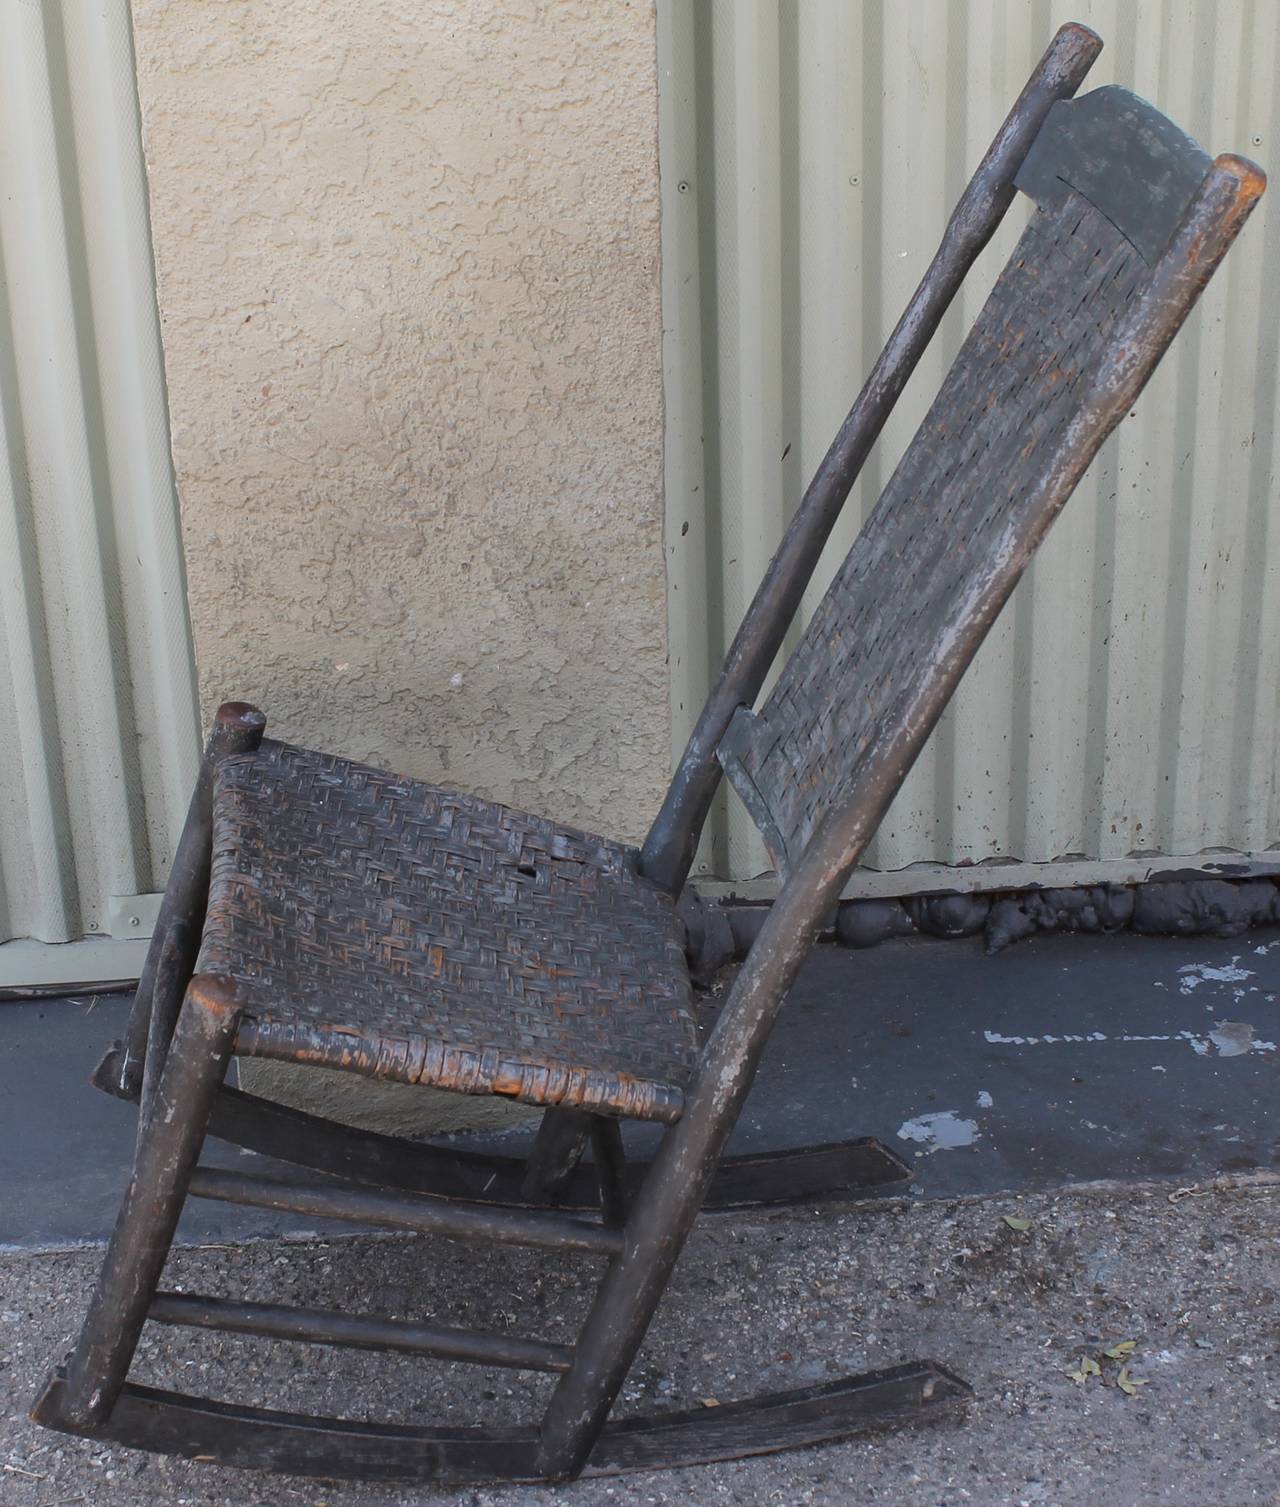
[131,0,667,830]
[131,0,668,1131]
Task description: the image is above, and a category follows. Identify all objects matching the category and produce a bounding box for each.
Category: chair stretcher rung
[187,1167,623,1256]
[148,1292,572,1373]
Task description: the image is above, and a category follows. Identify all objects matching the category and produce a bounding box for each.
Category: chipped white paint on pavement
[897,1111,980,1152]
[976,1090,994,1108]
[983,1026,1276,1056]
[1208,1021,1260,1057]
[983,952,1278,1060]
[1177,957,1254,995]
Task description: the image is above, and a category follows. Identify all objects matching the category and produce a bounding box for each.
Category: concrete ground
[7,930,1280,1248]
[2,1177,1277,1506]
[2,927,1279,1504]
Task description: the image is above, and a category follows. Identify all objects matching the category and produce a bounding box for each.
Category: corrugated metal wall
[660,0,1280,885]
[0,0,198,968]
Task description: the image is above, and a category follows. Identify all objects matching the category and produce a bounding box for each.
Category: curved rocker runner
[32,23,1265,1485]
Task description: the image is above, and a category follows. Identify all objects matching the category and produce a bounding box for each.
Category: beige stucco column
[132,0,669,1131]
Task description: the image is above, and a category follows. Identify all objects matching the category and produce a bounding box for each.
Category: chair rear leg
[36,977,241,1430]
[537,889,836,1478]
[535,1111,716,1478]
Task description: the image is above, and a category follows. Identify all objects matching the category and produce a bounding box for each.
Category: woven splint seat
[198,740,700,1123]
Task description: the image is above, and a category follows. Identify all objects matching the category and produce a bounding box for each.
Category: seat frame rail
[91,1043,913,1211]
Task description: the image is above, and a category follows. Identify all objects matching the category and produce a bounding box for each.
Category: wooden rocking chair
[33,22,1264,1484]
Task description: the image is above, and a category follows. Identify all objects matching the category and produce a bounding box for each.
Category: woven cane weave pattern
[198,740,699,1123]
[720,194,1145,871]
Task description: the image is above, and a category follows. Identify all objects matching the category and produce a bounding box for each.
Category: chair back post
[539,143,1265,1485]
[638,21,1103,896]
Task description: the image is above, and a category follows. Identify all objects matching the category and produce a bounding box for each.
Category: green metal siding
[659,0,1280,885]
[0,0,199,971]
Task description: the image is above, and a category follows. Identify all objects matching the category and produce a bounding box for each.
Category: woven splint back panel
[718,192,1146,872]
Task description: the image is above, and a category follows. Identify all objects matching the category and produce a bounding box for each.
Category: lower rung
[187,1165,622,1256]
[149,1292,571,1374]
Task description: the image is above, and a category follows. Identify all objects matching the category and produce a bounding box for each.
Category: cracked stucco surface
[131,0,669,840]
[131,0,668,1132]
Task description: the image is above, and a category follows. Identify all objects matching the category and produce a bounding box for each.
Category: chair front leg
[588,1115,627,1227]
[37,976,242,1430]
[116,703,264,1100]
[137,918,192,1145]
[521,1106,593,1203]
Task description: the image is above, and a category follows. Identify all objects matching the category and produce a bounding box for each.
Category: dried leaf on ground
[1104,1340,1138,1359]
